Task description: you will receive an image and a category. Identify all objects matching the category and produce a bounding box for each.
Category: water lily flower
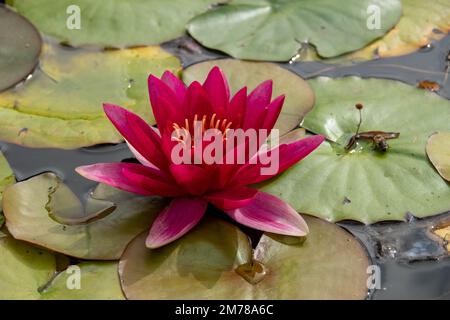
[76,67,324,248]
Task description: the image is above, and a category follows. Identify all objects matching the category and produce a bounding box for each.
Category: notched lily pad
[3,172,165,259]
[187,0,402,61]
[0,5,41,92]
[426,132,450,182]
[40,262,125,300]
[261,77,450,223]
[183,59,315,135]
[0,42,181,149]
[119,215,370,299]
[8,0,219,48]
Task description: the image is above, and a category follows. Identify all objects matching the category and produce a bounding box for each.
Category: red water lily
[76,67,324,248]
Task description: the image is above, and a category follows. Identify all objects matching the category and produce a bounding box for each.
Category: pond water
[1,0,449,299]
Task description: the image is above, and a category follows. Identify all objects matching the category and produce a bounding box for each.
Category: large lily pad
[0,5,41,92]
[3,172,165,259]
[187,0,402,61]
[119,215,369,299]
[0,42,181,149]
[183,59,315,135]
[426,132,450,182]
[0,237,56,299]
[0,151,15,213]
[8,0,218,48]
[348,0,450,60]
[261,77,450,223]
[40,262,124,300]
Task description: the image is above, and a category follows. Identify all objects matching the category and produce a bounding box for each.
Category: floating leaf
[348,0,450,60]
[183,59,315,135]
[426,132,450,182]
[0,237,56,299]
[433,224,450,253]
[0,151,15,212]
[187,0,402,61]
[0,42,181,149]
[3,172,165,259]
[261,77,450,223]
[119,215,369,299]
[8,0,218,47]
[0,5,41,92]
[41,262,125,300]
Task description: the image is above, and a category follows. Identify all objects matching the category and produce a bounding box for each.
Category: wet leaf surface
[8,0,218,48]
[0,5,41,92]
[40,262,125,300]
[187,0,402,61]
[183,59,315,135]
[119,215,369,299]
[426,132,450,182]
[261,77,450,223]
[3,172,165,259]
[0,42,181,149]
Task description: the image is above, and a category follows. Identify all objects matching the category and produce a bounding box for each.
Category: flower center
[172,113,233,138]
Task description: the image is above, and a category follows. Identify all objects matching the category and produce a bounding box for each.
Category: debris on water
[343,197,352,205]
[417,80,440,92]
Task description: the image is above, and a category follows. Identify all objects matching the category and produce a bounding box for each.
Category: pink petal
[146,197,208,248]
[169,164,212,196]
[227,87,247,128]
[76,163,152,196]
[103,104,168,170]
[261,95,285,131]
[126,141,158,169]
[226,191,309,236]
[161,71,186,104]
[243,80,273,130]
[148,75,182,130]
[231,135,325,186]
[203,66,230,117]
[122,166,185,197]
[204,186,258,210]
[183,81,213,120]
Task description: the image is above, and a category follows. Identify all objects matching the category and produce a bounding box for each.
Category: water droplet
[235,260,267,285]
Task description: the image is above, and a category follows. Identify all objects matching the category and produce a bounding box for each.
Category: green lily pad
[187,0,402,61]
[119,215,369,299]
[0,236,125,299]
[183,59,315,135]
[261,77,450,223]
[3,172,165,259]
[427,132,450,182]
[348,0,450,60]
[0,237,56,299]
[0,151,15,213]
[0,5,41,92]
[40,262,124,300]
[8,0,218,48]
[0,42,181,149]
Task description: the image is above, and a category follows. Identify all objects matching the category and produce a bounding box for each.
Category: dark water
[1,4,449,298]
